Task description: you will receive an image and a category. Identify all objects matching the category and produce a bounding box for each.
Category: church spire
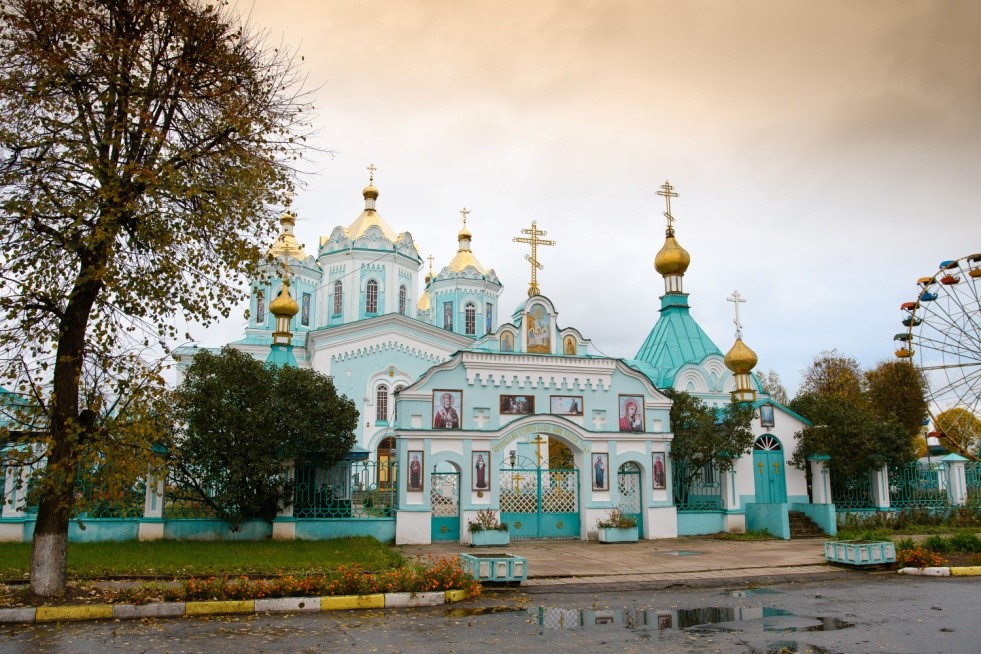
[653,180,690,295]
[724,290,758,402]
[267,279,299,367]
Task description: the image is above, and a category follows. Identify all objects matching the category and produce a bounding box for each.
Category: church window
[399,285,407,315]
[376,385,388,422]
[464,303,476,335]
[442,301,453,331]
[366,279,378,314]
[332,281,343,316]
[377,436,396,488]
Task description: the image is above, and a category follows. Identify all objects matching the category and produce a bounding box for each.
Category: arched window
[377,436,396,488]
[376,385,388,422]
[398,285,407,315]
[332,280,343,316]
[393,384,405,420]
[464,302,476,335]
[366,279,378,314]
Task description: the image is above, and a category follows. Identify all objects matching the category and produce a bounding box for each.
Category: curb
[897,566,981,577]
[0,590,469,625]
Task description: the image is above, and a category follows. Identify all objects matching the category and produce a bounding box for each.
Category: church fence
[887,462,948,512]
[829,470,876,511]
[294,460,397,519]
[671,461,723,511]
[966,462,981,501]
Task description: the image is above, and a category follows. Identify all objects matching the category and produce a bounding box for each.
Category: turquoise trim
[745,503,790,539]
[295,520,395,542]
[752,398,812,426]
[677,512,724,535]
[163,519,272,541]
[793,502,836,536]
[941,453,969,462]
[266,343,297,368]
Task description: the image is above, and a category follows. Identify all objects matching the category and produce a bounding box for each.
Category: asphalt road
[1,575,978,654]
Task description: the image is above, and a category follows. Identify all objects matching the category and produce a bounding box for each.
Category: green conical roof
[630,293,723,388]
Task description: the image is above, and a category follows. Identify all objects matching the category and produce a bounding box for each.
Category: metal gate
[617,463,643,534]
[431,471,460,541]
[500,456,579,539]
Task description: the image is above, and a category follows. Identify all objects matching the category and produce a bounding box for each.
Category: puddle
[661,550,704,556]
[444,606,524,618]
[765,643,832,654]
[528,606,851,634]
[726,588,782,598]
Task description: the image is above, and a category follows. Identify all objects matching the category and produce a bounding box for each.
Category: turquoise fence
[74,469,144,519]
[830,471,875,511]
[672,461,723,511]
[163,470,219,519]
[967,462,981,501]
[888,462,949,511]
[294,460,397,519]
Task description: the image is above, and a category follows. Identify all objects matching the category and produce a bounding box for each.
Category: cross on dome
[366,163,377,184]
[513,220,556,297]
[460,207,470,227]
[657,180,679,233]
[727,290,746,339]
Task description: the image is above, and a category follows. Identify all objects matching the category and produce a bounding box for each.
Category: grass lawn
[0,537,404,581]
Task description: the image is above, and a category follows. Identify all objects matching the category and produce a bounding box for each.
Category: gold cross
[460,207,470,227]
[727,290,746,339]
[530,435,548,467]
[426,254,434,278]
[513,220,556,297]
[367,163,377,184]
[512,472,525,495]
[656,180,678,234]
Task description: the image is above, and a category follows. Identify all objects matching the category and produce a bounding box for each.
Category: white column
[870,465,890,510]
[808,456,832,504]
[1,463,26,518]
[138,469,166,541]
[272,461,297,540]
[941,454,968,507]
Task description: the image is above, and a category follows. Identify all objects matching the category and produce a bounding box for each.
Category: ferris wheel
[895,254,981,458]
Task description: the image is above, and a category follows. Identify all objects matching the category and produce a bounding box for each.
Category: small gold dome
[654,232,691,276]
[362,184,379,201]
[417,290,431,311]
[269,281,299,318]
[459,224,472,239]
[724,338,758,374]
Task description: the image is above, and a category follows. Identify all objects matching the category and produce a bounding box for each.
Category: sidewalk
[399,536,836,587]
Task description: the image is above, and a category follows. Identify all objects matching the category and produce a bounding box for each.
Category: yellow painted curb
[444,590,469,603]
[185,600,255,616]
[950,566,981,577]
[321,594,385,611]
[36,604,113,623]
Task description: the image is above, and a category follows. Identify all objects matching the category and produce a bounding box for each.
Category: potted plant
[596,508,639,543]
[468,508,510,547]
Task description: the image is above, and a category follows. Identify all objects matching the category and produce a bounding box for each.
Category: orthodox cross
[656,180,678,233]
[366,163,377,184]
[511,472,525,495]
[513,220,555,297]
[460,207,470,228]
[727,290,746,339]
[530,435,548,468]
[426,254,435,277]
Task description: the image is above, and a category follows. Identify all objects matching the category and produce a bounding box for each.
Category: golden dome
[654,231,690,276]
[362,183,379,201]
[417,290,431,311]
[268,211,307,259]
[269,281,299,318]
[724,338,758,374]
[459,223,472,240]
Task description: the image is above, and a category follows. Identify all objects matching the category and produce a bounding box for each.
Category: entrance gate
[430,471,460,541]
[501,456,580,539]
[617,463,643,534]
[753,435,787,503]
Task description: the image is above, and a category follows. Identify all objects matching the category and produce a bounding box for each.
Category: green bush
[922,535,951,553]
[947,532,981,553]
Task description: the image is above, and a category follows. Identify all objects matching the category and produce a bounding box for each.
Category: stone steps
[788,511,825,539]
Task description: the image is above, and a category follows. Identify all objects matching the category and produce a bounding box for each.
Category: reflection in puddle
[766,642,832,654]
[725,588,782,598]
[444,606,525,617]
[530,605,851,634]
[661,550,704,556]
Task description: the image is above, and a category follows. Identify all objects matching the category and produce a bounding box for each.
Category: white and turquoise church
[172,171,834,544]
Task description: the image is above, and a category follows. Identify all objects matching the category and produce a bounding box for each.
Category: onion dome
[654,229,691,276]
[362,182,379,201]
[269,280,299,318]
[417,290,432,311]
[446,208,489,275]
[268,211,307,260]
[724,338,758,374]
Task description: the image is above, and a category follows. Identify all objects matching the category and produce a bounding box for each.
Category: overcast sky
[212,0,981,396]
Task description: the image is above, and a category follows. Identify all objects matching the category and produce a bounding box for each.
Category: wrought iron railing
[73,469,144,519]
[672,460,723,511]
[294,460,397,519]
[830,471,875,510]
[967,462,981,501]
[888,462,948,511]
[163,470,219,519]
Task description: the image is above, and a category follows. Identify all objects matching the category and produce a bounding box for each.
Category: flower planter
[459,552,527,583]
[824,540,896,566]
[598,526,639,543]
[470,529,510,547]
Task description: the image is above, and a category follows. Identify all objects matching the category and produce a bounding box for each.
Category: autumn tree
[664,389,755,494]
[0,0,311,596]
[757,368,789,405]
[171,348,357,525]
[935,407,981,460]
[863,360,928,439]
[797,349,862,401]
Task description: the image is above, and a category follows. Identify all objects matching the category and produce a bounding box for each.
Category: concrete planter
[459,552,527,583]
[825,540,896,565]
[469,529,510,547]
[598,526,639,543]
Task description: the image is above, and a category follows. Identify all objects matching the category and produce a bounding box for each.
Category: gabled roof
[631,293,723,388]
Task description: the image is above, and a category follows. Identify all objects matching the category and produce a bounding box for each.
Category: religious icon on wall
[443,301,453,331]
[301,292,311,327]
[472,451,490,491]
[407,451,424,492]
[501,331,514,352]
[564,336,576,355]
[500,394,535,415]
[255,289,265,324]
[652,452,666,490]
[485,302,494,335]
[657,612,673,630]
[591,453,609,491]
[526,304,550,353]
[432,390,462,430]
[760,404,775,428]
[619,395,645,432]
[550,395,583,416]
